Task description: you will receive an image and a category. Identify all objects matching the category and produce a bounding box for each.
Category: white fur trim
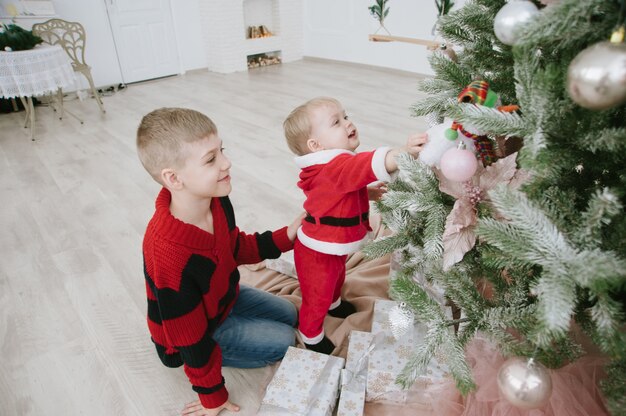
[371,147,392,182]
[297,228,367,255]
[295,149,353,168]
[299,329,324,344]
[329,298,342,310]
[419,122,457,167]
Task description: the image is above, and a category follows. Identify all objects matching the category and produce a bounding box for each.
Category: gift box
[258,346,345,415]
[265,251,297,278]
[337,330,375,416]
[366,299,451,404]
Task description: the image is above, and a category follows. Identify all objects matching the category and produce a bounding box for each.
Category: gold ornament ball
[567,41,626,110]
[497,357,552,409]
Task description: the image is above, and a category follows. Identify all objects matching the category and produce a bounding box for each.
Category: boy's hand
[181,399,240,416]
[406,132,429,158]
[287,212,306,242]
[367,182,388,201]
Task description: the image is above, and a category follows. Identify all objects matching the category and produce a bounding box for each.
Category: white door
[104,0,180,84]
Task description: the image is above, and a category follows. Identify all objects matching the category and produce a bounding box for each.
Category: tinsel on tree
[365,0,626,413]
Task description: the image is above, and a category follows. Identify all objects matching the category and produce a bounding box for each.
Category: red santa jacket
[295,147,391,255]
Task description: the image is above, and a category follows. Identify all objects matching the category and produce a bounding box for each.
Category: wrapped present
[265,251,297,278]
[337,331,375,416]
[366,299,451,404]
[258,346,345,415]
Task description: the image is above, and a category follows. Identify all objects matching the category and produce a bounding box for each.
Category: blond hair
[136,108,217,184]
[283,97,341,156]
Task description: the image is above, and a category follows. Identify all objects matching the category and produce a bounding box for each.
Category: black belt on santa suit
[304,212,369,227]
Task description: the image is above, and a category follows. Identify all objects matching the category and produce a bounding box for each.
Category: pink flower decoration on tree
[435,152,529,270]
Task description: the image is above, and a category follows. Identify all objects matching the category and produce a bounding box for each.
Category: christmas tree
[365,0,626,413]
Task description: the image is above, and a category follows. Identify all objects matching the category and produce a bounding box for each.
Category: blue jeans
[213,284,297,368]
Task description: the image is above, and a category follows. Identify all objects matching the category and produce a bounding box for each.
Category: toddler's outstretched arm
[383,132,429,173]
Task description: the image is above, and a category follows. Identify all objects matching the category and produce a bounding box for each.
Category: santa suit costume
[294,147,391,343]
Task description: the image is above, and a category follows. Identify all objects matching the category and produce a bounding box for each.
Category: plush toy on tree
[0,23,43,51]
[419,80,519,181]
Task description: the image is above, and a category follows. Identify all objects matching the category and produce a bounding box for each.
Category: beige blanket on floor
[240,213,391,357]
[239,214,443,415]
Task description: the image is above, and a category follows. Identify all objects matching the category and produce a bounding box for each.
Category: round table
[0,44,75,140]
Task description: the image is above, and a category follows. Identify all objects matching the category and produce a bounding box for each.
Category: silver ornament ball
[567,41,626,110]
[494,0,539,46]
[388,302,415,340]
[497,357,553,409]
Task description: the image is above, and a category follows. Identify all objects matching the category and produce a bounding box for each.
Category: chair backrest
[32,19,87,70]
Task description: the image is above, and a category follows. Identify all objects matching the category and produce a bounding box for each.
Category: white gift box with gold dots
[366,299,451,403]
[258,346,345,415]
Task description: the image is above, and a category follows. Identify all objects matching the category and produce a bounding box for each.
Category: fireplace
[198,0,303,73]
[247,51,282,69]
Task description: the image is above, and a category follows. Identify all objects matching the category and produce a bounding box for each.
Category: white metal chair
[32,18,105,121]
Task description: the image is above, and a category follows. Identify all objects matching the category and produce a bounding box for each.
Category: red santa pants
[294,238,348,341]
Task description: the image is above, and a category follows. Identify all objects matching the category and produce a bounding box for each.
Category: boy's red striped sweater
[142,188,293,409]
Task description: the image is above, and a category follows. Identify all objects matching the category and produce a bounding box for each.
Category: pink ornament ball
[440,147,478,182]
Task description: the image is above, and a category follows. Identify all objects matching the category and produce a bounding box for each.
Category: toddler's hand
[367,182,388,201]
[406,132,429,157]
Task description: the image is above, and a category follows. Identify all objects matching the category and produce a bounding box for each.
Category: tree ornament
[497,357,553,410]
[419,80,517,168]
[388,302,415,339]
[440,142,478,182]
[567,27,626,110]
[493,0,539,46]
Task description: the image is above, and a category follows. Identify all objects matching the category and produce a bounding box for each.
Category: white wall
[303,0,466,76]
[51,0,122,88]
[5,0,468,87]
[172,0,206,72]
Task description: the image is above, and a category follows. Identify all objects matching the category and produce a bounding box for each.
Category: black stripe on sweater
[193,377,225,395]
[219,196,236,231]
[145,255,216,321]
[177,326,218,368]
[256,230,281,259]
[153,339,183,368]
[218,269,239,312]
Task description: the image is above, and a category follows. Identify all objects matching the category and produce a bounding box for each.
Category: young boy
[137,108,302,416]
[283,97,428,354]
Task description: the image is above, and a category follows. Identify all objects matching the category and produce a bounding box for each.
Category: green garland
[0,23,43,51]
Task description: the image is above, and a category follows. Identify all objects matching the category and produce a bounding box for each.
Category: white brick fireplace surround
[198,0,303,73]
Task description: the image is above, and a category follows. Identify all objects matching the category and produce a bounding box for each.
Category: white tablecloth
[0,44,75,99]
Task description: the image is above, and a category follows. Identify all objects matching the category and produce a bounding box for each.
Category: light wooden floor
[0,58,428,415]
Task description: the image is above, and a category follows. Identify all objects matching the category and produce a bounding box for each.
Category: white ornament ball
[497,357,553,410]
[440,146,478,182]
[494,0,539,46]
[4,46,12,52]
[567,41,626,110]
